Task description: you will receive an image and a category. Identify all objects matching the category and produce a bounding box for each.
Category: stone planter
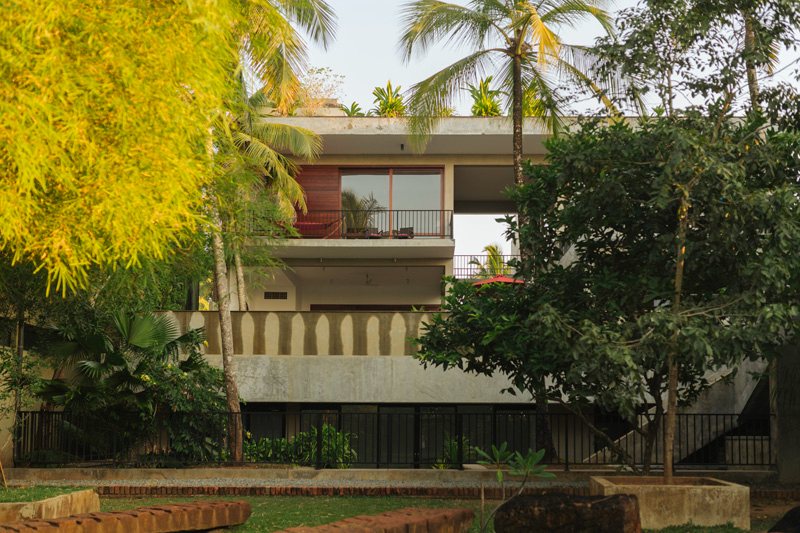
[0,489,99,524]
[589,476,749,530]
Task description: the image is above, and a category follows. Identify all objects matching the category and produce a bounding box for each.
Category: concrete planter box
[0,489,100,524]
[589,476,749,530]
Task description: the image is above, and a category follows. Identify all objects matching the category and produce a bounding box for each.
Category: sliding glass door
[340,169,443,236]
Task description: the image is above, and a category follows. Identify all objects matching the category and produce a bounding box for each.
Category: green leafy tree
[416,107,800,476]
[0,0,242,294]
[467,77,504,117]
[399,0,619,185]
[593,0,800,117]
[371,81,407,117]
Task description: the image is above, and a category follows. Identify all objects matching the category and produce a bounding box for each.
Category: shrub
[244,424,357,468]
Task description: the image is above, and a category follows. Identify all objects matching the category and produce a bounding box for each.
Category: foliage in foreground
[26,312,226,464]
[416,109,800,473]
[0,0,240,293]
[243,424,357,469]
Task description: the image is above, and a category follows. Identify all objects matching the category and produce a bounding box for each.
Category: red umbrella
[472,275,524,286]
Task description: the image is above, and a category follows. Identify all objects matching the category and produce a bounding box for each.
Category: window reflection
[340,169,442,236]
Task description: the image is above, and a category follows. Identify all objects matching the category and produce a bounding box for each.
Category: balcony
[253,210,455,259]
[289,209,452,239]
[453,254,520,279]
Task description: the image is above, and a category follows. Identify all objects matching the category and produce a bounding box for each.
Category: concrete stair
[584,359,768,465]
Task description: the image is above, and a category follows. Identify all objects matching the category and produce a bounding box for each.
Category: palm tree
[237,0,337,113]
[217,77,322,312]
[399,0,617,186]
[469,244,511,278]
[207,0,336,462]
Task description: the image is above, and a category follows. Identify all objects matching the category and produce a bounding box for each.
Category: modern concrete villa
[171,116,547,408]
[161,115,799,479]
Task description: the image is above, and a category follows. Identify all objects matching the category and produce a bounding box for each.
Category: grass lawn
[0,486,84,503]
[98,494,792,532]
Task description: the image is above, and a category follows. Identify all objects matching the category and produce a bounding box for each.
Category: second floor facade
[233,116,550,313]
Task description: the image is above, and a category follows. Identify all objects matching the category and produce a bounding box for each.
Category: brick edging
[90,485,800,501]
[95,485,587,499]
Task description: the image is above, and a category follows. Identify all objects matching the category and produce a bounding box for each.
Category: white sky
[305,0,800,257]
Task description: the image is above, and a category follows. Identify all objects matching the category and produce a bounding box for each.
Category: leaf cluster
[417,108,800,422]
[36,311,224,415]
[0,0,241,293]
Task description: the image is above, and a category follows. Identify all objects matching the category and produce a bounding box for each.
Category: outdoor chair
[393,227,414,239]
[364,227,384,239]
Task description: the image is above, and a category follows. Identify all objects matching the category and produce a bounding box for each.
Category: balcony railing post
[413,406,421,469]
[456,412,464,470]
[316,413,323,470]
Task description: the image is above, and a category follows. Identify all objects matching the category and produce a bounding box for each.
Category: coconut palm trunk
[208,193,243,462]
[234,250,249,311]
[512,51,525,187]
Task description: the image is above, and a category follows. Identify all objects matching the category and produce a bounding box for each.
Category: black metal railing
[14,410,774,469]
[453,255,520,279]
[252,210,453,239]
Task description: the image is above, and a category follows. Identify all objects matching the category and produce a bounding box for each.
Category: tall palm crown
[399,0,616,185]
[237,0,337,113]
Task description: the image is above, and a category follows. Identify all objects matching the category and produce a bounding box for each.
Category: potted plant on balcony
[341,189,385,237]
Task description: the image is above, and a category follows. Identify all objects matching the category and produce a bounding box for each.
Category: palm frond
[556,44,625,114]
[399,1,507,63]
[539,0,615,37]
[500,56,567,134]
[270,0,338,49]
[406,49,502,151]
[239,121,321,160]
[243,5,307,112]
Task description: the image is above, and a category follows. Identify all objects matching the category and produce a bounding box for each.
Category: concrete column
[777,344,800,482]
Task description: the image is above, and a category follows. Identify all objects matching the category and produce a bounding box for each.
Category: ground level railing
[14,410,774,469]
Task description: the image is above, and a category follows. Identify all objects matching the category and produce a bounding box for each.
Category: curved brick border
[91,485,800,501]
[0,500,251,532]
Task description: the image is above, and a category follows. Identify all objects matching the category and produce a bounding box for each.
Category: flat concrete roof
[264,116,566,156]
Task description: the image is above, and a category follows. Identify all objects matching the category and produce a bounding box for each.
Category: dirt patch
[751,498,800,532]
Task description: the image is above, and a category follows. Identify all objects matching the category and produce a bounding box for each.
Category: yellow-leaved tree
[0,0,240,293]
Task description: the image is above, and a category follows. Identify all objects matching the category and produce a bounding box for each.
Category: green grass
[101,495,495,532]
[0,486,82,503]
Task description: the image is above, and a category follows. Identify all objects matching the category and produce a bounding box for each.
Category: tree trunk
[743,11,761,112]
[512,53,524,187]
[662,359,679,483]
[534,394,558,462]
[642,393,664,476]
[234,249,249,311]
[208,193,243,462]
[664,195,690,484]
[13,305,24,419]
